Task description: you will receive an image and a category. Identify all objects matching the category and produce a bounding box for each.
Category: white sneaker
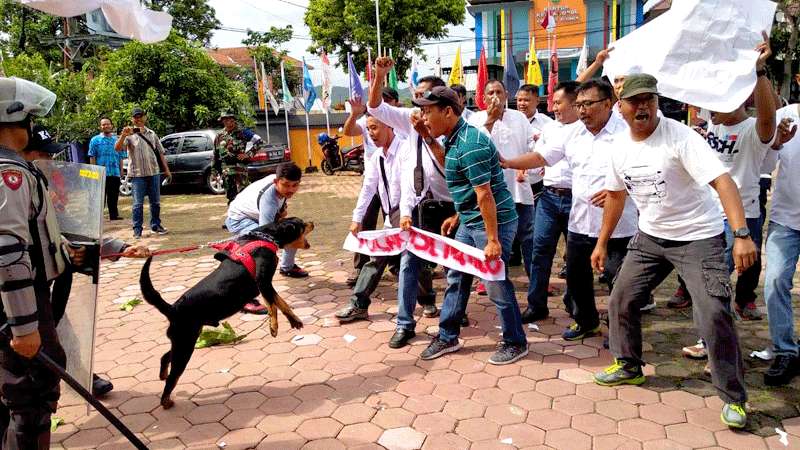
[640,295,657,312]
[682,340,707,359]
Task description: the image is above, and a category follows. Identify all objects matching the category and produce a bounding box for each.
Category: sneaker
[703,362,712,376]
[594,360,646,386]
[562,323,601,341]
[476,282,487,296]
[521,307,549,324]
[346,270,360,287]
[422,304,439,318]
[334,304,368,323]
[420,337,462,360]
[764,354,799,386]
[110,216,124,221]
[734,302,762,321]
[640,295,657,313]
[242,301,269,315]
[133,230,142,240]
[682,340,708,359]
[388,329,416,349]
[488,342,529,365]
[721,403,747,429]
[557,266,567,279]
[667,287,692,309]
[92,374,114,397]
[280,265,309,278]
[152,225,169,235]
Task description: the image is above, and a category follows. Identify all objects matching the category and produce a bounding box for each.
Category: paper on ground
[602,0,777,112]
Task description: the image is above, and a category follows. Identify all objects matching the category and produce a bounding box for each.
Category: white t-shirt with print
[706,117,774,218]
[606,117,727,241]
[771,105,800,230]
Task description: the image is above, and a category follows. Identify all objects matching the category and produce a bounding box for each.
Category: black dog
[140,218,314,408]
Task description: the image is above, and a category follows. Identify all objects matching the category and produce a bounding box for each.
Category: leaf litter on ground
[119,298,142,312]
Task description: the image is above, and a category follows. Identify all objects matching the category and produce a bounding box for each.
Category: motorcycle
[318,133,365,175]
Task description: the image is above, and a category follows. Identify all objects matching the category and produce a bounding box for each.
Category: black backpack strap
[414,135,424,197]
[378,156,392,214]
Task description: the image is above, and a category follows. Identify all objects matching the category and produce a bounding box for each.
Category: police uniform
[214,111,263,203]
[0,77,68,448]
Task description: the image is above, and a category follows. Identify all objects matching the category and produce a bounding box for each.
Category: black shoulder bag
[378,157,401,227]
[414,136,455,234]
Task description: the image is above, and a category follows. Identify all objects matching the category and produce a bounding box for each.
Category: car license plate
[269,150,283,159]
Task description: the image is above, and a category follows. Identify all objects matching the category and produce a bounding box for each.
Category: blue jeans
[224,216,296,272]
[438,220,526,346]
[527,189,571,311]
[723,217,763,306]
[131,175,162,234]
[515,203,535,277]
[764,221,800,356]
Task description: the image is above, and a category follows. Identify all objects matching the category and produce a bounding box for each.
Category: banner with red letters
[343,227,506,281]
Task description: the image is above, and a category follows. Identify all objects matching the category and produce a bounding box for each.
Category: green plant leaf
[50,417,64,432]
[119,298,142,312]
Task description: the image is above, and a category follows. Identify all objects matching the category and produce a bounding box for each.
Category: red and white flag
[540,8,556,33]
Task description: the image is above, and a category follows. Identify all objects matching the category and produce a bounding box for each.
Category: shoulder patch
[2,169,23,191]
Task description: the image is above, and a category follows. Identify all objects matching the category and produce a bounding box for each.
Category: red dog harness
[210,239,278,278]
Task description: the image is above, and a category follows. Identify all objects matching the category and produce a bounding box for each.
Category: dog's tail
[140,256,174,319]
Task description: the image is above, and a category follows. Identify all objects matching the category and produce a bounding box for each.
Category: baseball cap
[381,87,399,102]
[218,109,236,120]
[411,86,463,114]
[131,107,146,117]
[29,125,67,154]
[0,77,56,123]
[619,74,660,99]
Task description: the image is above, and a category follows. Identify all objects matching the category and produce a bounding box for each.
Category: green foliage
[304,0,464,79]
[50,417,64,432]
[195,322,245,349]
[119,298,143,312]
[0,1,64,64]
[146,0,221,46]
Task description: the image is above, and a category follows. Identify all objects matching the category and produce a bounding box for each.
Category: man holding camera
[114,107,171,239]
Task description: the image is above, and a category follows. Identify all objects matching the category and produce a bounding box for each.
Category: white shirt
[462,108,474,122]
[706,117,774,218]
[227,174,276,221]
[539,114,638,238]
[356,116,380,160]
[606,117,727,241]
[771,105,800,230]
[469,108,535,205]
[368,101,451,218]
[352,135,404,227]
[537,120,573,189]
[526,112,554,184]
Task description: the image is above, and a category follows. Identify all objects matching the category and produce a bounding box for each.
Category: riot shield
[34,160,105,399]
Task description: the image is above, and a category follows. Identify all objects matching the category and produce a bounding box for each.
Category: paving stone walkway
[50,174,800,449]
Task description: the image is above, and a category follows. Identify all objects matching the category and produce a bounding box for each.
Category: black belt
[545,186,572,196]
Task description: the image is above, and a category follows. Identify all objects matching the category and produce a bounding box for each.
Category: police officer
[214,110,264,204]
[0,77,83,448]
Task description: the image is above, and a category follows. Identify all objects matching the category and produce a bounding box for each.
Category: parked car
[119,129,290,196]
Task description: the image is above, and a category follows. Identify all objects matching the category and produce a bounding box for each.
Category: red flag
[367,48,373,83]
[476,46,488,111]
[547,35,559,112]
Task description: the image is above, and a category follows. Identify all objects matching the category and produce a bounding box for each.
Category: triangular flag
[547,36,559,112]
[504,42,520,98]
[262,61,280,116]
[541,8,556,33]
[448,45,463,86]
[367,48,373,83]
[526,35,543,86]
[347,52,364,102]
[576,38,588,77]
[408,56,419,96]
[253,57,265,110]
[302,57,317,112]
[476,46,488,111]
[280,60,293,108]
[320,50,332,112]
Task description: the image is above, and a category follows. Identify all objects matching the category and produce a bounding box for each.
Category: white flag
[320,50,333,112]
[576,38,588,77]
[261,61,280,116]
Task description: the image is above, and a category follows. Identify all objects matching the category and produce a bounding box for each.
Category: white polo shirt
[536,120,574,189]
[771,105,800,231]
[538,113,639,238]
[527,112,554,184]
[352,135,405,228]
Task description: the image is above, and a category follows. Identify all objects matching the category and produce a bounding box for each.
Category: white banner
[602,0,777,113]
[343,227,506,281]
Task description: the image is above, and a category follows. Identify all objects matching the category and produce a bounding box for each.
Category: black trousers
[105,176,121,219]
[353,195,382,271]
[566,232,630,329]
[0,282,66,449]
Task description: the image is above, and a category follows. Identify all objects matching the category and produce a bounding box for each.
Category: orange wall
[531,0,587,50]
[288,126,364,170]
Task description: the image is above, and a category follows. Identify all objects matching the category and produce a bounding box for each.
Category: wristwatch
[733,227,751,239]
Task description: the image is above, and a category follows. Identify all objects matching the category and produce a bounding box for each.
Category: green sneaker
[721,403,747,429]
[562,323,601,341]
[594,360,646,386]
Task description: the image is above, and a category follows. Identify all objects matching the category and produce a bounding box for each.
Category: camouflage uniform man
[0,77,85,448]
[214,110,264,203]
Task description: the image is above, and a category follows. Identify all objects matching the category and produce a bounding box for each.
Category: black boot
[765,354,799,386]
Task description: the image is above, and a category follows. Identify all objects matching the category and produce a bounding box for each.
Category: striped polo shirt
[444,118,517,230]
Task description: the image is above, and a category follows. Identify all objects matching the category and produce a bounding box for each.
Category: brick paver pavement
[49,174,800,449]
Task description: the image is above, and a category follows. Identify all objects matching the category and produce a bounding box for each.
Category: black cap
[411,86,463,114]
[29,125,67,154]
[381,87,399,102]
[218,109,236,120]
[131,107,146,117]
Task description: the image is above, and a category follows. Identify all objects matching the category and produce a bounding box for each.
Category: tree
[0,2,65,64]
[772,0,800,99]
[147,0,221,46]
[304,0,464,79]
[241,26,300,99]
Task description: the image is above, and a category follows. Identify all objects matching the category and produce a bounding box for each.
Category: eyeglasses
[574,98,609,110]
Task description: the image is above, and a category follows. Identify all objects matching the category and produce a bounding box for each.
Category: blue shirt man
[88,117,126,220]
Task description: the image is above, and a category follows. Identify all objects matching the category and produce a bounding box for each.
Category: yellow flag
[500,9,506,66]
[526,36,543,86]
[448,45,463,85]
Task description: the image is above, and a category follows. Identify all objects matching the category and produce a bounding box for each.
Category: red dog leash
[100,237,236,260]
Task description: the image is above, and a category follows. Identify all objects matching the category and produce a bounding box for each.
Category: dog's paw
[161,398,174,409]
[269,324,279,337]
[288,316,304,330]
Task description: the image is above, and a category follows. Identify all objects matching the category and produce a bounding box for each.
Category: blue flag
[348,53,364,102]
[302,57,317,112]
[504,41,520,98]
